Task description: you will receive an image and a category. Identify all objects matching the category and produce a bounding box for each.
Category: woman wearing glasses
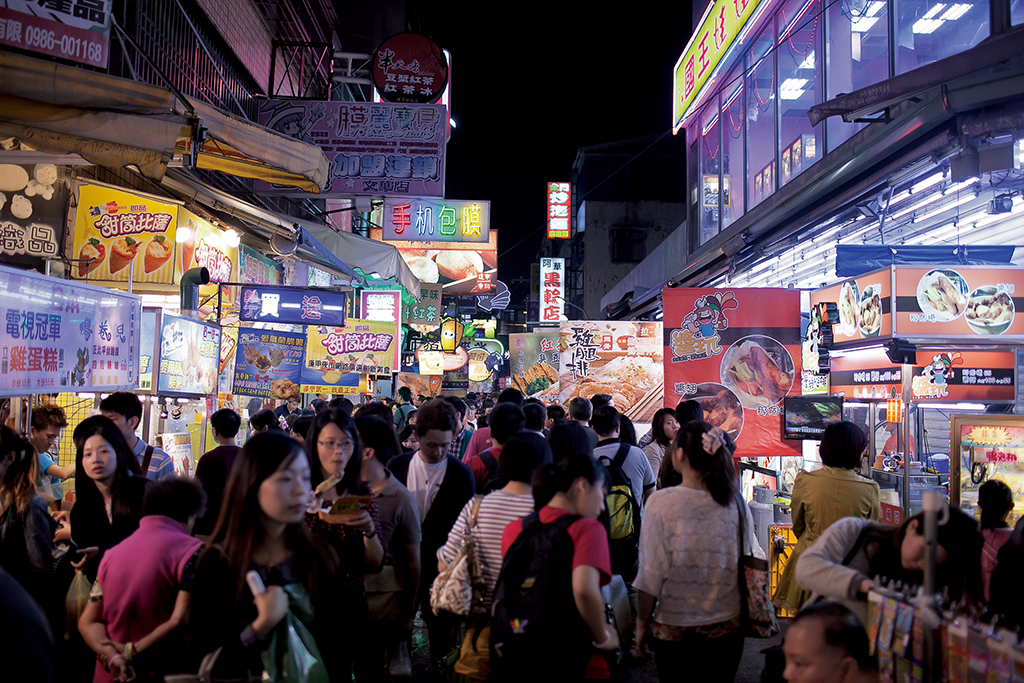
[305,407,384,678]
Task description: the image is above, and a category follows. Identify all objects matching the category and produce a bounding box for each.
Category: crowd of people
[0,389,1021,683]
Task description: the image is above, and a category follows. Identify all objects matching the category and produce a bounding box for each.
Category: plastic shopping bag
[261,584,328,683]
[65,570,90,639]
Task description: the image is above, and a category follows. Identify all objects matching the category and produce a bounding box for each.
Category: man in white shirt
[99,392,174,481]
[592,405,656,508]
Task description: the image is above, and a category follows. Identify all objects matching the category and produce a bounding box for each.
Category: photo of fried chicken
[721,336,795,409]
[691,383,744,439]
[917,270,968,320]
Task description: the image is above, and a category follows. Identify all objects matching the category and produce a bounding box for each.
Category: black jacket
[386,453,474,586]
[70,475,149,581]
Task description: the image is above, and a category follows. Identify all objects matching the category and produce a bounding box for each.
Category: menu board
[162,432,195,477]
[138,309,157,392]
[829,348,1015,402]
[663,288,802,457]
[0,264,141,396]
[894,267,1024,338]
[810,267,892,344]
[301,319,397,395]
[231,330,305,400]
[73,184,178,284]
[559,321,663,423]
[157,313,221,396]
[510,332,560,402]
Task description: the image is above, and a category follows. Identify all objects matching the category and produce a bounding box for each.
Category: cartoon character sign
[683,291,738,339]
[926,352,964,388]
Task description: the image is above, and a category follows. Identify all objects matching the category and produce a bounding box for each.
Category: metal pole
[901,364,913,516]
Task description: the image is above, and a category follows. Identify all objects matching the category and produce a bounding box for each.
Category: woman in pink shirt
[979,479,1015,602]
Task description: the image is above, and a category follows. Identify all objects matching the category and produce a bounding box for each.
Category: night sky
[420,3,695,296]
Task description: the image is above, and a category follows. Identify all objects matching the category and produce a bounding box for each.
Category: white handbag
[429,495,485,617]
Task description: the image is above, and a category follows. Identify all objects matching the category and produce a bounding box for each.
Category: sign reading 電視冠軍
[672,0,766,132]
[382,198,489,243]
[547,183,571,239]
[540,258,565,323]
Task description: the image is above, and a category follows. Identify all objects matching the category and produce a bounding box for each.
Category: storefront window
[827,0,891,149]
[699,101,722,245]
[747,24,777,209]
[895,0,989,75]
[778,0,823,188]
[722,74,746,229]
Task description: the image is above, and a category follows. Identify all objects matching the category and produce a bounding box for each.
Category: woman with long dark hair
[635,421,759,683]
[189,432,344,679]
[796,505,983,624]
[773,421,880,613]
[642,408,679,478]
[70,415,148,579]
[0,425,57,620]
[657,401,704,489]
[304,408,383,676]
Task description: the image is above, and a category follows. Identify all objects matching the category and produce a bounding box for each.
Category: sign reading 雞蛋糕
[0,263,141,396]
[257,101,446,197]
[382,198,489,243]
[239,286,347,327]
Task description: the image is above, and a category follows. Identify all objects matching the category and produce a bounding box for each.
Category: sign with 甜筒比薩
[672,0,766,132]
[382,198,489,243]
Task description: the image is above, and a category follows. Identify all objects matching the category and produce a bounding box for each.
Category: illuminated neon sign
[383,198,490,243]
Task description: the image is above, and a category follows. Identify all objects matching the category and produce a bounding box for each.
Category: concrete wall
[580,200,685,318]
[599,222,688,313]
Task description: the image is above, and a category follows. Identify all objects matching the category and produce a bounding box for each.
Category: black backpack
[597,442,642,581]
[490,511,593,681]
[476,449,503,494]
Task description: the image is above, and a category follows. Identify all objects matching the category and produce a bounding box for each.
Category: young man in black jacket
[387,399,474,673]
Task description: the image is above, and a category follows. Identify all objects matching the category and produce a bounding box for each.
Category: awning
[161,171,422,300]
[0,50,329,192]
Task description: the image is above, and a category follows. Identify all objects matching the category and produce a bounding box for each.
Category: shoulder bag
[430,495,485,617]
[735,492,780,638]
[164,648,261,683]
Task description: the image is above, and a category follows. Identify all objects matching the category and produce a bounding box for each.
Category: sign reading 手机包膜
[0,263,141,396]
[672,0,766,132]
[540,259,565,323]
[382,198,489,243]
[547,183,571,239]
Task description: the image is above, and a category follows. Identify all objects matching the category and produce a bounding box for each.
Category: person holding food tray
[304,407,384,676]
[773,422,880,614]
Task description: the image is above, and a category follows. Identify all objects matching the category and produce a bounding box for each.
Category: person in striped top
[437,430,551,606]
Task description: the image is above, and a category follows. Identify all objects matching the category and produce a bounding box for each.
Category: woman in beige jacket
[773,421,880,613]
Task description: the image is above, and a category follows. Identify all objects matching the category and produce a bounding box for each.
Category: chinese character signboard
[0,264,140,396]
[546,182,571,239]
[510,332,560,401]
[0,0,111,68]
[0,163,66,271]
[663,288,802,457]
[239,246,279,285]
[672,0,765,131]
[371,32,448,104]
[157,313,221,396]
[231,330,305,400]
[360,290,402,371]
[540,258,565,323]
[239,286,347,327]
[73,184,178,284]
[403,282,442,328]
[382,198,489,243]
[301,320,397,395]
[138,308,157,392]
[559,321,663,423]
[257,101,446,197]
[828,348,1015,402]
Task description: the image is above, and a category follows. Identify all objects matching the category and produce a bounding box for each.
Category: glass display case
[951,414,1024,525]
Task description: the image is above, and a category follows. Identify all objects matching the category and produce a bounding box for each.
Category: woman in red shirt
[498,452,619,681]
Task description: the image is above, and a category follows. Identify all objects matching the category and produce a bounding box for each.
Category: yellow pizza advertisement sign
[301,319,397,395]
[73,184,178,284]
[175,209,238,305]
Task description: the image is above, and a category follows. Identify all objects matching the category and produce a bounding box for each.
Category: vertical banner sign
[232,330,305,399]
[540,258,565,323]
[0,264,141,395]
[547,182,571,239]
[510,332,560,400]
[663,288,802,457]
[559,321,663,423]
[138,309,157,392]
[360,290,403,372]
[0,0,111,68]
